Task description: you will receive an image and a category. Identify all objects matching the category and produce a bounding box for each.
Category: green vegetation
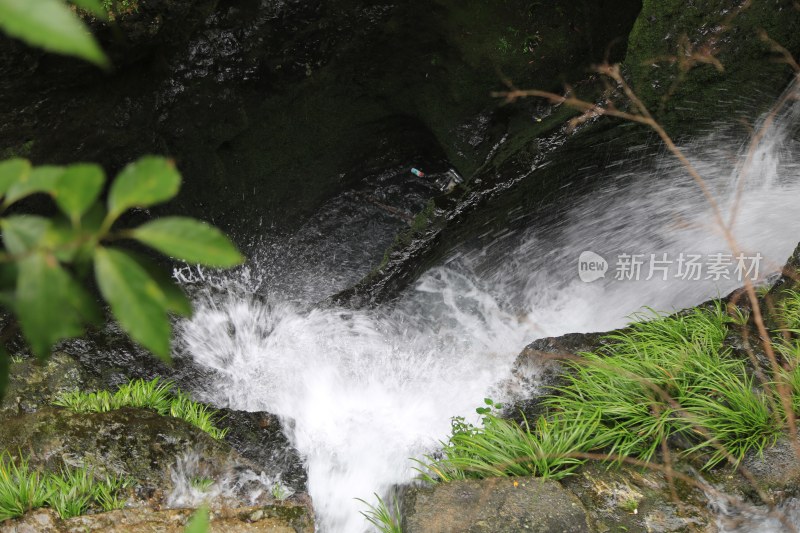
[0,452,129,521]
[53,378,229,440]
[0,0,243,402]
[271,482,289,501]
[417,412,602,482]
[776,289,800,333]
[420,302,793,483]
[0,0,108,66]
[100,0,139,17]
[545,304,780,469]
[357,493,402,533]
[184,505,210,533]
[190,477,214,493]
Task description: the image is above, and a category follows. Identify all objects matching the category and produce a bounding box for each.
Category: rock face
[402,477,592,533]
[1,505,314,533]
[0,0,641,242]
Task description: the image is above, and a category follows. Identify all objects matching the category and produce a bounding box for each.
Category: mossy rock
[624,0,800,135]
[0,407,268,506]
[0,352,101,416]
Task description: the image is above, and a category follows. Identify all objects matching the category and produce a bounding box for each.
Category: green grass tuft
[546,304,778,469]
[420,302,792,482]
[416,412,601,482]
[53,378,228,440]
[0,454,48,522]
[0,452,129,522]
[356,493,402,533]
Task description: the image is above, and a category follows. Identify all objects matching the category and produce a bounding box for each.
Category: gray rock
[402,477,593,533]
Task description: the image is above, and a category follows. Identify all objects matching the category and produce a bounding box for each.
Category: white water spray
[178,88,800,532]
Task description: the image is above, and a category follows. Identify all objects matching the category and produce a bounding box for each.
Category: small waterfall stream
[177,85,800,532]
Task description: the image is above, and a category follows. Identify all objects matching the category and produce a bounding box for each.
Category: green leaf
[0,263,18,291]
[53,163,105,223]
[0,158,31,197]
[1,215,51,255]
[0,0,108,66]
[131,217,243,268]
[107,157,181,219]
[16,251,101,359]
[94,247,172,360]
[0,346,8,401]
[184,506,209,533]
[3,165,64,207]
[125,251,192,316]
[41,218,85,262]
[69,0,107,19]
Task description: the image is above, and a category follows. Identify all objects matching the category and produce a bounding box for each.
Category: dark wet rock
[57,322,173,388]
[502,331,606,420]
[0,0,642,244]
[334,0,800,307]
[402,477,593,533]
[217,408,307,493]
[1,504,315,533]
[2,343,309,497]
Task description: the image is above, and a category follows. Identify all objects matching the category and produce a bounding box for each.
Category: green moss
[0,140,34,160]
[624,0,800,135]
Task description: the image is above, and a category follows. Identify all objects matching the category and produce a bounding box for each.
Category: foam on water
[178,85,800,531]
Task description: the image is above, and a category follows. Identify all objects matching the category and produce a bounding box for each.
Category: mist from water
[177,85,800,532]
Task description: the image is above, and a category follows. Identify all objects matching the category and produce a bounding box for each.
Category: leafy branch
[0,157,242,388]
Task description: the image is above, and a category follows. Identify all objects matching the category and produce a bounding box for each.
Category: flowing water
[177,84,800,532]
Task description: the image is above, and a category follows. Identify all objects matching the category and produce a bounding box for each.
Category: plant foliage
[0,452,129,522]
[53,378,229,440]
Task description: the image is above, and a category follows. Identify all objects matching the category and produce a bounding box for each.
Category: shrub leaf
[1,215,51,255]
[3,165,63,207]
[0,158,31,196]
[0,0,108,66]
[53,163,105,223]
[132,217,243,267]
[107,157,181,219]
[16,251,100,359]
[94,247,172,360]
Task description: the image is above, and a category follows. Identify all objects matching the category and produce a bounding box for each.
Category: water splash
[178,86,800,531]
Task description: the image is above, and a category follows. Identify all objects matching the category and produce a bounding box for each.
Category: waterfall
[177,82,800,532]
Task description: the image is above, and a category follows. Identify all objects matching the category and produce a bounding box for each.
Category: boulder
[402,477,593,533]
[0,406,289,508]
